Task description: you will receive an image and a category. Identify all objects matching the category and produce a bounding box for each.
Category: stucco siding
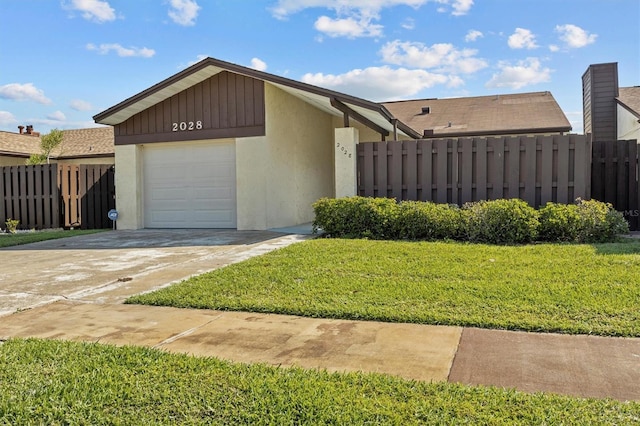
[617,105,640,142]
[236,83,333,230]
[114,144,143,229]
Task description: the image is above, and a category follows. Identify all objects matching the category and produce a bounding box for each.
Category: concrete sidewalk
[1,300,639,402]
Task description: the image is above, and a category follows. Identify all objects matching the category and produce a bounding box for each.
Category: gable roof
[617,86,640,119]
[94,57,421,139]
[382,91,572,137]
[0,127,114,159]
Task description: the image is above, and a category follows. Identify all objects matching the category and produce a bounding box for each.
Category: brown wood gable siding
[114,72,265,145]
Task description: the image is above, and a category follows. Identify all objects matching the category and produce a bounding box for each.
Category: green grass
[1,339,638,425]
[129,238,640,337]
[0,229,105,248]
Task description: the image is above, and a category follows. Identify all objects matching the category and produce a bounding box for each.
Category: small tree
[26,129,64,165]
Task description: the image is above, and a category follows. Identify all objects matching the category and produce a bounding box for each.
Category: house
[582,62,640,143]
[383,92,571,138]
[0,126,114,166]
[94,57,572,231]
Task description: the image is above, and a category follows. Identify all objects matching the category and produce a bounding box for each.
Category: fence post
[334,127,359,198]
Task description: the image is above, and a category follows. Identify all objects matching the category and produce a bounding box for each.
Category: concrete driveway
[0,229,310,317]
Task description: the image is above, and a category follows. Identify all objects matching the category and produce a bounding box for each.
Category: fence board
[524,137,537,206]
[435,140,448,203]
[507,138,520,199]
[405,141,417,200]
[460,138,473,202]
[376,142,387,198]
[476,138,487,201]
[556,136,570,203]
[419,139,433,201]
[0,164,113,230]
[361,142,374,196]
[389,141,403,200]
[540,136,553,205]
[492,138,504,199]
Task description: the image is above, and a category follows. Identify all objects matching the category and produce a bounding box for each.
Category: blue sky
[1,0,638,135]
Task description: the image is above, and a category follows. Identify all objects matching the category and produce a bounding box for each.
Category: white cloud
[401,18,415,30]
[555,24,597,48]
[47,111,67,121]
[548,44,560,52]
[86,43,155,58]
[0,111,17,126]
[450,0,473,16]
[250,58,268,71]
[301,66,461,101]
[64,0,116,23]
[465,29,483,42]
[314,15,382,38]
[70,99,93,111]
[380,40,488,74]
[270,1,472,38]
[485,58,552,90]
[168,0,201,26]
[508,28,538,49]
[0,83,52,105]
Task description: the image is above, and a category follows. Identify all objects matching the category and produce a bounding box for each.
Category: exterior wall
[56,157,115,165]
[0,156,28,167]
[236,83,334,230]
[617,105,640,142]
[114,144,144,229]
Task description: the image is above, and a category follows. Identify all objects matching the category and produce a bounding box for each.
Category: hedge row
[312,197,629,244]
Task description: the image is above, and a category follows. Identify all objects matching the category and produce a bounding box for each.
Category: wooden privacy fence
[357,135,591,209]
[591,140,640,231]
[0,164,115,230]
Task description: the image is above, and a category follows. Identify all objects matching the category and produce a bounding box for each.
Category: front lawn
[1,339,637,424]
[0,229,105,248]
[128,238,640,337]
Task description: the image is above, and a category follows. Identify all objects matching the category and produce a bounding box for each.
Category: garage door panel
[143,142,237,228]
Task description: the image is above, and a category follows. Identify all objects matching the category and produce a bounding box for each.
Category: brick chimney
[18,125,24,134]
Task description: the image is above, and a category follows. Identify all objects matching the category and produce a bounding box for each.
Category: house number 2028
[336,142,352,158]
[172,121,203,132]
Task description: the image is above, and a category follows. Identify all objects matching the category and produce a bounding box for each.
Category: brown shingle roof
[0,127,114,159]
[0,131,41,157]
[382,91,572,137]
[53,127,115,158]
[617,87,640,118]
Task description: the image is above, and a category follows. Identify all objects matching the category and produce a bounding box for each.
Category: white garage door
[143,141,237,228]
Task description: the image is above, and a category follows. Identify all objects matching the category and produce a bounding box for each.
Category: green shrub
[574,198,629,243]
[462,199,539,245]
[538,202,581,242]
[312,196,398,239]
[313,196,628,244]
[4,218,19,234]
[395,201,463,240]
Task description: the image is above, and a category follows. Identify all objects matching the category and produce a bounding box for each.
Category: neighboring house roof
[53,127,115,159]
[94,57,422,140]
[0,131,41,157]
[0,127,114,159]
[382,91,572,138]
[617,86,640,119]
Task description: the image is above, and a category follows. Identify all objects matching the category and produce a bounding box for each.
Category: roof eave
[424,126,573,138]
